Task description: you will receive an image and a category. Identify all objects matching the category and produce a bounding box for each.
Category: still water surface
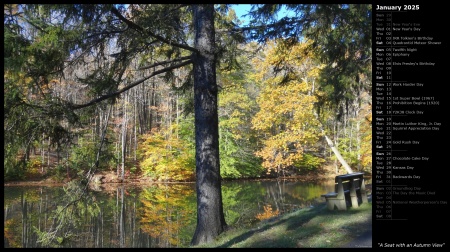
[4,180,337,248]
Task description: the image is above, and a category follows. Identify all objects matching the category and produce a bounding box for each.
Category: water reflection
[4,180,336,248]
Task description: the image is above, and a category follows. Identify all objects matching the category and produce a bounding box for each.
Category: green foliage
[335,137,359,168]
[69,140,97,170]
[219,128,263,179]
[219,131,240,178]
[215,6,247,71]
[3,84,38,181]
[217,46,264,179]
[294,153,325,172]
[33,180,101,247]
[68,136,116,173]
[4,143,26,181]
[221,183,258,227]
[25,157,44,180]
[4,4,81,181]
[52,164,68,181]
[198,201,372,248]
[129,165,138,175]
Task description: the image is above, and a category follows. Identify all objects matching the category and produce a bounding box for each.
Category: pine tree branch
[71,58,193,110]
[216,18,301,33]
[110,6,197,53]
[138,56,191,70]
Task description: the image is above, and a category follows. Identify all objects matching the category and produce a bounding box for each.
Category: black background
[373,0,448,247]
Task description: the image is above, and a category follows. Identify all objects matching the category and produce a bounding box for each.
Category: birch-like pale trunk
[120,93,128,182]
[324,133,354,174]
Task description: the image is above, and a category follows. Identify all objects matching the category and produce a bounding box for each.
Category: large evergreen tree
[4,4,230,245]
[190,5,227,244]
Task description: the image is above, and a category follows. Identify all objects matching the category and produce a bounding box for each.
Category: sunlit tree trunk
[150,79,156,130]
[47,136,51,170]
[134,88,138,161]
[324,134,353,174]
[41,134,45,173]
[356,119,361,171]
[119,187,125,247]
[120,93,128,182]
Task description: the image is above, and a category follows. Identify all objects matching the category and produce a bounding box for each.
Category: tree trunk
[315,109,353,174]
[324,134,354,174]
[191,4,227,245]
[150,80,156,130]
[121,93,128,182]
[134,88,137,161]
[119,187,125,248]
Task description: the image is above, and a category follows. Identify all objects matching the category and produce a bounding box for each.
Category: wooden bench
[321,172,369,210]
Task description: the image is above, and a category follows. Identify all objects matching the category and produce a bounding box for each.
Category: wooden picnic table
[321,172,369,210]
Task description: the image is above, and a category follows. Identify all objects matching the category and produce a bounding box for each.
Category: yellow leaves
[254,132,309,174]
[138,125,195,181]
[263,39,320,73]
[139,185,194,246]
[359,103,372,170]
[306,64,325,79]
[365,112,372,124]
[252,39,324,173]
[360,113,372,169]
[252,82,318,133]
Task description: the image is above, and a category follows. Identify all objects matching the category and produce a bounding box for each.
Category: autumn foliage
[138,124,195,181]
[255,204,280,221]
[251,40,324,175]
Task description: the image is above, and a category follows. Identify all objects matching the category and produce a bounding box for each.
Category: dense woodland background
[4,4,372,183]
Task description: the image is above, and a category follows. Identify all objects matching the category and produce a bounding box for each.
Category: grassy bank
[194,201,372,248]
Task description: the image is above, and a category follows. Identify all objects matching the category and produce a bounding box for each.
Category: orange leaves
[255,204,280,221]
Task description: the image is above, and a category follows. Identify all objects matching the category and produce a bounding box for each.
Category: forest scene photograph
[4,4,372,248]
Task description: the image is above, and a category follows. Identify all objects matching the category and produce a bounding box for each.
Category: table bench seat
[321,172,368,210]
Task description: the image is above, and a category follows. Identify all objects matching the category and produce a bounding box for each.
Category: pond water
[4,179,339,248]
